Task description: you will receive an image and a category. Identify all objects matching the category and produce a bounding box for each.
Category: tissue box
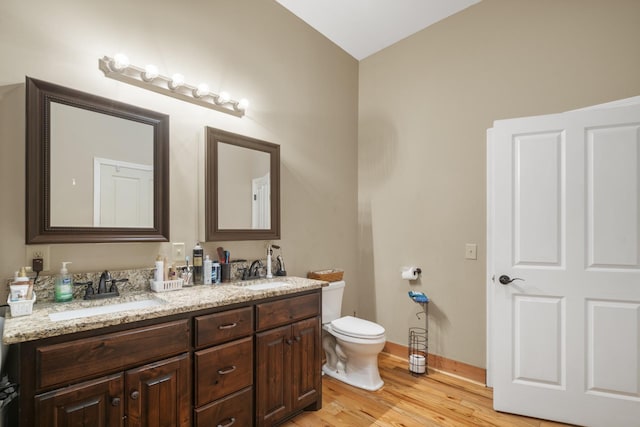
[307,269,344,282]
[7,292,36,317]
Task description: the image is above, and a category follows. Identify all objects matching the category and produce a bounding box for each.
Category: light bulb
[142,64,159,81]
[236,98,250,111]
[193,83,210,98]
[169,73,184,90]
[111,53,130,71]
[216,91,230,105]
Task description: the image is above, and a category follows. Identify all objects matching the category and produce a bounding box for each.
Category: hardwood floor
[283,353,575,427]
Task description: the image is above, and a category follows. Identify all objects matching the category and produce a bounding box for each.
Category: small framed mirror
[26,77,170,243]
[205,127,280,241]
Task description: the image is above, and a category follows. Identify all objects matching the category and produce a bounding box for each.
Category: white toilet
[322,281,386,391]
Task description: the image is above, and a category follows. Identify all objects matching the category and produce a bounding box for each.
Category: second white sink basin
[49,299,166,322]
[242,281,289,291]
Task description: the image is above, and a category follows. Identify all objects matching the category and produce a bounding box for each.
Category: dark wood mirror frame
[26,77,170,243]
[205,127,280,241]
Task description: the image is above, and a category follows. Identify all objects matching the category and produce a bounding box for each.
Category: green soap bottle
[55,261,73,302]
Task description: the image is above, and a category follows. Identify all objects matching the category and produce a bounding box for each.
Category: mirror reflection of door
[217,142,270,229]
[49,100,155,228]
[252,172,270,229]
[93,158,153,227]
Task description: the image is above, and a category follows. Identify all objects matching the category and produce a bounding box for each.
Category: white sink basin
[242,281,289,291]
[49,299,166,322]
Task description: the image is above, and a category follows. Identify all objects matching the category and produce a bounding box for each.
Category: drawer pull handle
[217,366,237,375]
[130,390,139,400]
[218,322,237,330]
[217,417,236,427]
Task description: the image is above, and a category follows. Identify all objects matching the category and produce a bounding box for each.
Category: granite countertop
[3,276,326,344]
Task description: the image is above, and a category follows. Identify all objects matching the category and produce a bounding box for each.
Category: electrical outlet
[26,245,50,272]
[465,243,477,260]
[172,243,185,263]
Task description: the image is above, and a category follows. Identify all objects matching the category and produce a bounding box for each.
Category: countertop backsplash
[6,261,255,304]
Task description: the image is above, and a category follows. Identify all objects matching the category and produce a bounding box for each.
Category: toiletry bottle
[203,255,212,285]
[10,267,32,301]
[54,261,73,302]
[154,255,164,283]
[212,261,221,284]
[193,242,203,284]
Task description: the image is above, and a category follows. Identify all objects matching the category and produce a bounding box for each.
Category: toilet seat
[330,316,385,340]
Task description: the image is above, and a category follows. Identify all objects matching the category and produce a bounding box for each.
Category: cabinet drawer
[195,306,253,348]
[37,319,190,390]
[195,336,253,406]
[195,387,253,427]
[256,293,320,330]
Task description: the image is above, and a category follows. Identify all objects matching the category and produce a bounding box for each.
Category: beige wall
[358,0,640,368]
[3,0,640,372]
[0,0,360,314]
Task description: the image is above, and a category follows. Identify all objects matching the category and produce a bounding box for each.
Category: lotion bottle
[54,262,73,302]
[154,255,164,283]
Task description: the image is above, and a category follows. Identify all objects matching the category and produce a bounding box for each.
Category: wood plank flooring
[283,353,575,427]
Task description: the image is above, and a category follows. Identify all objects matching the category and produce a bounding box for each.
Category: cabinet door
[255,325,292,427]
[34,373,124,427]
[291,317,322,411]
[125,353,191,427]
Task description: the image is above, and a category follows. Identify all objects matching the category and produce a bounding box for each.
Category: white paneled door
[488,100,640,427]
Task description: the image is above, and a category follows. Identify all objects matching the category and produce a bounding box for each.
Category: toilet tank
[322,281,345,324]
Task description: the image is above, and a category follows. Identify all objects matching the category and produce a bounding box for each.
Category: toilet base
[322,363,384,391]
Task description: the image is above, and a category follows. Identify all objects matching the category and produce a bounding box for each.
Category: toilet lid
[331,316,385,339]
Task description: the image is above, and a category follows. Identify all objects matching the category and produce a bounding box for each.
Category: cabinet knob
[217,417,236,427]
[286,338,293,345]
[294,336,301,342]
[130,390,140,400]
[111,397,120,406]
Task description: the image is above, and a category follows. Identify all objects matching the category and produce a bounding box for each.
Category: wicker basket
[307,269,344,282]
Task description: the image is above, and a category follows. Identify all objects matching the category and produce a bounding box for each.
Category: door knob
[498,275,524,285]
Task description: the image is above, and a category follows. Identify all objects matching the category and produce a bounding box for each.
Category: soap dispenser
[55,261,73,302]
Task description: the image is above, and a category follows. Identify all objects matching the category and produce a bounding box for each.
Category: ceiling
[275,0,481,61]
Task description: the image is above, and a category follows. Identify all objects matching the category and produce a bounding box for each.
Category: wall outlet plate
[26,245,50,272]
[172,243,185,263]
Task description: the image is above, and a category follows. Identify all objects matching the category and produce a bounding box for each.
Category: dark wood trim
[204,126,280,242]
[25,77,170,243]
[383,341,486,385]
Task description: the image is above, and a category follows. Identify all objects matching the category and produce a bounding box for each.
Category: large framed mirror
[205,127,280,241]
[26,77,170,243]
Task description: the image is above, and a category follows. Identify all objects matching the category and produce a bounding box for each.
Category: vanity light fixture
[99,54,248,117]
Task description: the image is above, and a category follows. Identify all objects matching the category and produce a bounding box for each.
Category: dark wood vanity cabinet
[255,293,322,427]
[27,320,191,427]
[194,307,254,427]
[11,289,322,427]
